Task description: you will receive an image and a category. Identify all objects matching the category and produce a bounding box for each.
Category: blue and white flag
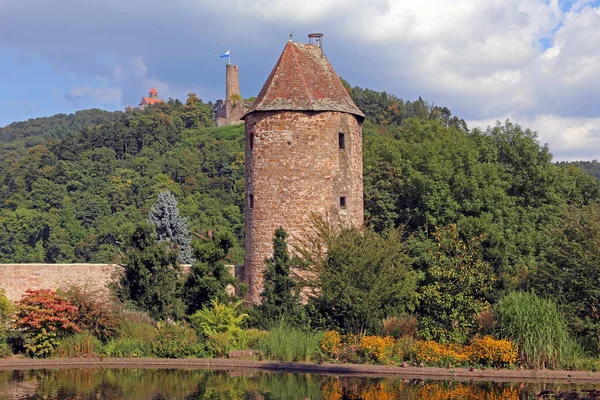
[220,50,230,58]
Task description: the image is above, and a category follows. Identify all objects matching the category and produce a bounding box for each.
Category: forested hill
[0,109,119,146]
[558,160,600,180]
[1,88,599,295]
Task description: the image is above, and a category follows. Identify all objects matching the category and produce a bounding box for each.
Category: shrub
[258,323,322,362]
[206,332,235,357]
[0,290,13,337]
[190,299,247,338]
[396,337,419,362]
[237,329,268,350]
[103,338,152,357]
[359,336,396,364]
[382,315,417,339]
[115,222,185,320]
[0,342,11,358]
[321,331,342,360]
[495,291,573,369]
[151,322,200,358]
[417,225,494,344]
[474,309,495,336]
[469,336,517,367]
[54,332,102,358]
[116,310,158,343]
[64,286,118,343]
[296,218,418,335]
[415,341,470,367]
[6,331,25,354]
[13,289,80,358]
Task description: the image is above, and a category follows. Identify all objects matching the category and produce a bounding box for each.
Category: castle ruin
[215,64,246,126]
[243,35,365,303]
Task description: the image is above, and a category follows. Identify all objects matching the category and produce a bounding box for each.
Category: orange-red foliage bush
[13,289,80,357]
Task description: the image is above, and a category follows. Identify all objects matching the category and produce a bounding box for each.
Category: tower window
[338,133,345,149]
[249,194,254,209]
[249,133,254,149]
[340,196,346,208]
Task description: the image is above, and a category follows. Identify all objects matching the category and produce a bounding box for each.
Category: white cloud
[1,0,600,159]
[65,85,122,104]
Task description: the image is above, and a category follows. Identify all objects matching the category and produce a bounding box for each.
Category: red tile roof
[149,87,158,94]
[244,41,364,119]
[140,97,163,105]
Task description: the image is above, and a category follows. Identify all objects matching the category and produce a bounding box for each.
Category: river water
[0,368,598,399]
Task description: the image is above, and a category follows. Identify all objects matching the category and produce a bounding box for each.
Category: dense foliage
[417,225,494,343]
[529,204,600,354]
[0,97,244,264]
[115,222,185,320]
[13,289,80,357]
[559,160,600,180]
[251,227,305,329]
[2,85,600,359]
[297,216,418,335]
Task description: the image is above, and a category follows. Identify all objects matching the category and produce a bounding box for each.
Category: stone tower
[216,64,246,126]
[242,36,365,303]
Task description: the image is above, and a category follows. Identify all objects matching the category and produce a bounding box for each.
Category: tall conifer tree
[255,227,304,328]
[148,190,194,263]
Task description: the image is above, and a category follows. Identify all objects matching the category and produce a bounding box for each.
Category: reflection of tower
[215,65,246,126]
[242,35,365,303]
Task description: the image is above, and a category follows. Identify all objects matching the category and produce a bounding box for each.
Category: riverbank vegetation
[1,87,600,370]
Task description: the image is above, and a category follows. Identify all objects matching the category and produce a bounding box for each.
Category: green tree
[529,204,600,355]
[252,227,304,329]
[148,190,194,263]
[417,225,494,343]
[298,216,418,334]
[115,222,185,320]
[183,229,238,314]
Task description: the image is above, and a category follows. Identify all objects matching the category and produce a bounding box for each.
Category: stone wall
[0,263,244,302]
[244,110,364,303]
[0,264,121,301]
[215,99,245,126]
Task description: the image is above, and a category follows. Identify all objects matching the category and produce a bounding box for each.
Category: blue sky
[1,0,600,160]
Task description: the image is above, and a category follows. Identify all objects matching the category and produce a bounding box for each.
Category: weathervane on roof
[289,29,294,41]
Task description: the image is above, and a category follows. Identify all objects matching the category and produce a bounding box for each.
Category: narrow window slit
[249,194,254,209]
[340,196,346,208]
[338,133,345,149]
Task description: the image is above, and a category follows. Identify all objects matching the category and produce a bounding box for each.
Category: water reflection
[0,368,597,400]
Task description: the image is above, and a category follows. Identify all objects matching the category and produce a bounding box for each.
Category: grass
[495,291,576,369]
[258,323,322,362]
[102,338,152,358]
[54,332,102,358]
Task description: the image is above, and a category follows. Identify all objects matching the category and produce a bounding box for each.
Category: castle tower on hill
[215,64,246,126]
[242,35,365,303]
[138,87,164,110]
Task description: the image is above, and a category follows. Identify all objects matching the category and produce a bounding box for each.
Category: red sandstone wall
[0,264,121,302]
[244,110,364,302]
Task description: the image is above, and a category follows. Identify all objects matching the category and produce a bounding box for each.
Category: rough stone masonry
[242,38,365,303]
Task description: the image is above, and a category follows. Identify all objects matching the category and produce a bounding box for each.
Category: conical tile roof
[244,41,364,119]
